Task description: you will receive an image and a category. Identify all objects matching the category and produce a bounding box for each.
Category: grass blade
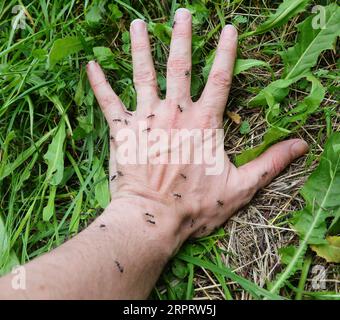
[178,253,283,300]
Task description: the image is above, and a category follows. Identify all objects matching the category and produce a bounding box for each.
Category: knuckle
[199,110,221,129]
[237,169,258,198]
[173,27,191,39]
[270,157,284,177]
[209,70,232,89]
[239,184,257,205]
[201,94,224,110]
[133,70,156,85]
[218,45,235,56]
[100,95,117,109]
[92,79,107,89]
[167,58,191,78]
[199,116,211,129]
[132,41,149,52]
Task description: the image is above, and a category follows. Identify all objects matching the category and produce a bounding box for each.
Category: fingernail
[223,24,238,37]
[131,19,146,35]
[175,8,191,21]
[87,60,97,69]
[291,140,309,156]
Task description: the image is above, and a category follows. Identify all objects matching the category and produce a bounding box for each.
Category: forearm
[0,196,181,299]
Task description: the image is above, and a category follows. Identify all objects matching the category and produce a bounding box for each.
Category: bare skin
[0,9,308,299]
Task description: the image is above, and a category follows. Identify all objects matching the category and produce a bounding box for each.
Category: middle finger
[166,8,192,102]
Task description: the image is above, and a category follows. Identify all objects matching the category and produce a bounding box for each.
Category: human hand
[86,8,308,254]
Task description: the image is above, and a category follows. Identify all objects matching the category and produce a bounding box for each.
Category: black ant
[111,171,123,181]
[145,213,155,224]
[114,260,124,273]
[217,200,224,207]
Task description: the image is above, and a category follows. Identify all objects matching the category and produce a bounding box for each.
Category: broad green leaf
[281,74,325,126]
[279,246,303,269]
[44,120,66,185]
[270,133,340,293]
[48,36,84,68]
[263,90,282,123]
[292,208,329,245]
[186,2,210,26]
[171,282,187,300]
[311,236,340,263]
[93,47,119,70]
[328,208,340,235]
[32,48,47,60]
[0,215,19,276]
[240,0,311,39]
[299,134,340,215]
[93,157,110,209]
[149,22,172,45]
[85,4,102,28]
[172,259,189,279]
[239,121,250,135]
[122,31,130,54]
[42,185,57,222]
[203,54,269,82]
[108,3,123,20]
[233,15,248,25]
[242,75,324,164]
[249,3,339,117]
[282,3,340,80]
[249,77,298,107]
[235,126,290,166]
[202,49,215,81]
[73,116,93,141]
[233,59,269,76]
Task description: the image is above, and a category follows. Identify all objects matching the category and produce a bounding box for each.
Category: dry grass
[191,110,340,299]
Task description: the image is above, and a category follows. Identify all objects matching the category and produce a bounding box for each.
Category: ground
[0,0,339,299]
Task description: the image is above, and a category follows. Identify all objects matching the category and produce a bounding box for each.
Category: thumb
[237,139,309,191]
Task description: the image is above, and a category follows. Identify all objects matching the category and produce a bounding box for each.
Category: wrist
[100,194,184,259]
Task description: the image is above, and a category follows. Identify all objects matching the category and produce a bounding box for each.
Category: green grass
[0,0,339,300]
